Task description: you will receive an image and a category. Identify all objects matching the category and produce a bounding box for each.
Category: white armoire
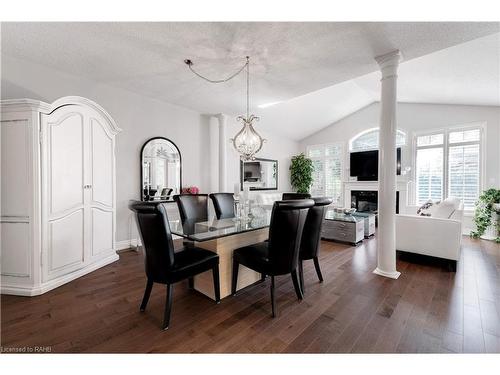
[1,96,121,296]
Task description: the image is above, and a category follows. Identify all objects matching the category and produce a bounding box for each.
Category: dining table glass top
[169,205,273,242]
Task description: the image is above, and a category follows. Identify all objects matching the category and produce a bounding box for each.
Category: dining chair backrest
[282,192,311,200]
[128,200,175,281]
[300,197,333,260]
[209,193,235,219]
[268,199,315,275]
[173,194,208,224]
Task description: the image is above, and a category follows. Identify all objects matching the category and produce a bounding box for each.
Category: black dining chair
[282,192,311,200]
[231,199,315,317]
[173,194,208,224]
[298,197,333,293]
[209,193,235,219]
[128,200,220,330]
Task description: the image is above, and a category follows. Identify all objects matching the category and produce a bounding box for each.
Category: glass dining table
[170,210,271,242]
[169,206,273,300]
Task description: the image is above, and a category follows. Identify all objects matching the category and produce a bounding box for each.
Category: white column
[373,50,401,279]
[217,113,228,192]
[209,116,219,193]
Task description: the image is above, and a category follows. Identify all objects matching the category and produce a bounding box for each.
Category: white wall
[300,101,500,233]
[1,55,299,243]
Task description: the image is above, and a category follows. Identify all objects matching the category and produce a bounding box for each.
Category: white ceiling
[354,32,500,106]
[261,32,500,140]
[1,22,499,140]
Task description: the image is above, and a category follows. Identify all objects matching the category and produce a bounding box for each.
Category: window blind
[416,147,444,204]
[448,139,480,210]
[307,143,342,205]
[414,127,482,210]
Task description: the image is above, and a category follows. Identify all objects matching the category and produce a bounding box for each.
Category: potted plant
[289,153,314,194]
[470,188,500,243]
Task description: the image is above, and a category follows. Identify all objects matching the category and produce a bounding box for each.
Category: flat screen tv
[350,148,401,181]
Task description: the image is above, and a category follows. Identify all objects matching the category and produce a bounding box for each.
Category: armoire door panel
[0,222,30,277]
[49,112,84,215]
[48,209,84,276]
[1,119,30,217]
[91,208,113,257]
[91,118,113,207]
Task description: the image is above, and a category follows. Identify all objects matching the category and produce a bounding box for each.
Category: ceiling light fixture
[184,56,265,161]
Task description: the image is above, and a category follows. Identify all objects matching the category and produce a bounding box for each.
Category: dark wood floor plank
[1,236,499,353]
[350,261,414,353]
[463,304,486,353]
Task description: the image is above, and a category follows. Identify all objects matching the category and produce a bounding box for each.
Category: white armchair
[396,198,463,270]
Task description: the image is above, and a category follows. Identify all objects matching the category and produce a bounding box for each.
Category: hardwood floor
[1,236,499,353]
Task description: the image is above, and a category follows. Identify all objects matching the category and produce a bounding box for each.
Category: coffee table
[322,211,365,244]
[352,212,376,237]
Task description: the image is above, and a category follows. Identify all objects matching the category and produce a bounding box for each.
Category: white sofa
[396,198,463,270]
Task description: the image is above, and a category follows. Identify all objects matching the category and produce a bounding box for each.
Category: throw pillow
[417,200,435,216]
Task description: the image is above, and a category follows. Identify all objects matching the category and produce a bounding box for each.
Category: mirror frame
[140,136,182,202]
[240,157,278,191]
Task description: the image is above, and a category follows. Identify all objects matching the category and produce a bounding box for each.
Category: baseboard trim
[115,238,141,251]
[1,253,120,296]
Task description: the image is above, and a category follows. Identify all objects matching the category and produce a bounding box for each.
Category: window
[414,126,482,210]
[415,137,444,203]
[448,129,481,210]
[350,128,406,152]
[307,143,343,205]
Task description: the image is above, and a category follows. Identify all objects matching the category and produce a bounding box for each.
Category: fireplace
[351,190,400,214]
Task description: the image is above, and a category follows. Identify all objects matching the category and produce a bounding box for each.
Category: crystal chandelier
[184,56,265,161]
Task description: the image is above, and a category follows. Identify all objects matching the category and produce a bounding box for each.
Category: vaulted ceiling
[2,22,499,140]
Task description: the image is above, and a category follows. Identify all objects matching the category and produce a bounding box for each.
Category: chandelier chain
[185,58,248,85]
[185,56,252,119]
[184,55,264,161]
[246,56,249,119]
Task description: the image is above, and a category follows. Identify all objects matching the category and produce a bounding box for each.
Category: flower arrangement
[181,186,200,194]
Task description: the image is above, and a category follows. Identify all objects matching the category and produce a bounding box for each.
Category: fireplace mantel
[343,179,410,214]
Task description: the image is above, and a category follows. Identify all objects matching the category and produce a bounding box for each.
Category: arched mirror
[141,137,181,201]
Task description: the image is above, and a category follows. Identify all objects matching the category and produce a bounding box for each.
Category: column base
[373,267,401,279]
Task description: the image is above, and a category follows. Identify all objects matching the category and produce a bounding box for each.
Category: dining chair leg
[291,269,304,300]
[298,260,305,293]
[188,277,194,290]
[140,279,153,312]
[231,259,239,296]
[212,264,221,304]
[162,284,174,330]
[313,256,324,282]
[270,276,277,318]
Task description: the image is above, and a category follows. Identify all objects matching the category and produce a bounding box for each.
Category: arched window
[349,128,406,152]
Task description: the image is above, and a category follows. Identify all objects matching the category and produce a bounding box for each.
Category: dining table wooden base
[193,228,269,300]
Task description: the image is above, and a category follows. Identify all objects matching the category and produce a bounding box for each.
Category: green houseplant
[289,153,314,194]
[470,188,500,243]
